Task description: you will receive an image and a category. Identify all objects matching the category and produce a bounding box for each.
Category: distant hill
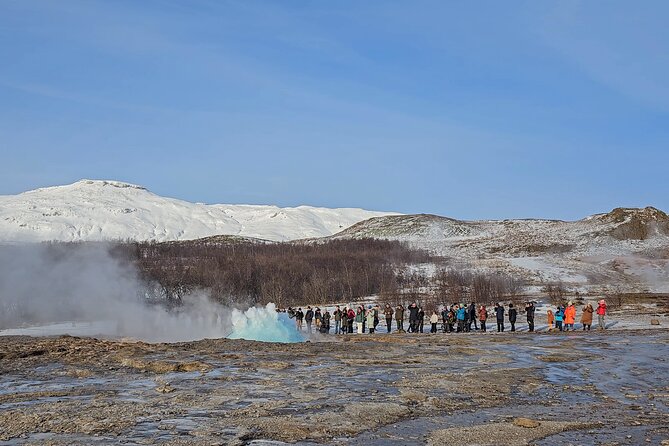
[330,208,669,293]
[0,180,396,242]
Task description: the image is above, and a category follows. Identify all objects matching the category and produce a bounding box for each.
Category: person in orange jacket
[564,301,576,331]
[547,309,555,330]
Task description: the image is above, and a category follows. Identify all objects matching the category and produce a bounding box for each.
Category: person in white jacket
[366,306,376,334]
[430,311,439,333]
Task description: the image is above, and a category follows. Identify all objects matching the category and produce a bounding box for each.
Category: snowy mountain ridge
[0,180,397,242]
[2,180,668,292]
[330,209,669,293]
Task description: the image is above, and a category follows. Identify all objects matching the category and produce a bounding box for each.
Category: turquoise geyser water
[227,303,305,343]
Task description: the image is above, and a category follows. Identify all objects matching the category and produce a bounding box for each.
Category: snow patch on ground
[506,257,589,284]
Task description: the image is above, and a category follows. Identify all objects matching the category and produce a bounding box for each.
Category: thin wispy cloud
[0,0,667,219]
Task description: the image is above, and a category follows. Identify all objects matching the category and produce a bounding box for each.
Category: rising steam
[0,243,302,343]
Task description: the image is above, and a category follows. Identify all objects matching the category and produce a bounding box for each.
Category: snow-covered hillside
[2,180,667,293]
[0,180,396,242]
[331,209,669,293]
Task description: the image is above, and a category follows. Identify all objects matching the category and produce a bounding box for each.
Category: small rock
[651,319,660,325]
[155,383,175,393]
[513,418,541,428]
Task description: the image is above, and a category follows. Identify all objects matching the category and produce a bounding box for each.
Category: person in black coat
[508,303,517,332]
[321,311,331,333]
[525,302,536,332]
[408,303,420,333]
[305,306,314,333]
[495,303,505,332]
[296,308,304,331]
[468,302,478,331]
[441,307,449,333]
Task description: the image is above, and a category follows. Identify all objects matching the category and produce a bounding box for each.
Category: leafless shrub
[542,282,567,306]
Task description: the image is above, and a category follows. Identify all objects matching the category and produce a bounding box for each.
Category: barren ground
[1,330,668,445]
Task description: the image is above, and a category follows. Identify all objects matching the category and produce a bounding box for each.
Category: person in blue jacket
[554,306,565,332]
[456,304,466,333]
[495,303,505,332]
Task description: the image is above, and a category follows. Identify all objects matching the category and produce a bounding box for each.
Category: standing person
[360,306,367,333]
[305,306,314,333]
[430,311,439,333]
[384,304,394,333]
[495,303,505,332]
[463,305,471,332]
[408,303,420,333]
[479,305,488,332]
[564,301,576,331]
[456,304,466,333]
[373,305,380,332]
[347,307,355,333]
[314,308,322,331]
[581,303,594,331]
[468,302,478,331]
[547,309,554,330]
[441,306,449,333]
[418,307,425,333]
[296,308,304,331]
[366,306,376,334]
[342,307,349,334]
[355,307,364,334]
[554,306,564,332]
[596,300,607,329]
[525,302,536,332]
[508,303,517,332]
[333,306,342,334]
[395,305,405,332]
[447,306,456,333]
[321,310,331,334]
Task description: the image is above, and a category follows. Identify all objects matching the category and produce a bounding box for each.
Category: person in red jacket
[596,300,607,330]
[478,305,488,332]
[346,307,356,333]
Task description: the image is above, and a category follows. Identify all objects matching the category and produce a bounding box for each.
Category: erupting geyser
[228,303,305,343]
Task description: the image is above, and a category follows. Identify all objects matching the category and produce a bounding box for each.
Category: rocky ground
[1,330,668,445]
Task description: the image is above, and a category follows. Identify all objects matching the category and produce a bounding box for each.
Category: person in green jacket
[395,305,405,332]
[355,306,364,334]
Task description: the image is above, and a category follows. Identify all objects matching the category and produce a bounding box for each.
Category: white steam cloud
[0,244,302,343]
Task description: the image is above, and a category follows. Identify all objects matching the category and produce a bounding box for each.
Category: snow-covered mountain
[0,180,397,242]
[3,180,667,293]
[331,208,669,293]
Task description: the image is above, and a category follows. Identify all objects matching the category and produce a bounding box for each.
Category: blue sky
[1,0,668,220]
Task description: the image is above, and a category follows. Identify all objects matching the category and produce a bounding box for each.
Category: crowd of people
[286,300,608,334]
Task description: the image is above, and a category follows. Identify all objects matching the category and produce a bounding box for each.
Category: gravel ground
[0,329,668,445]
